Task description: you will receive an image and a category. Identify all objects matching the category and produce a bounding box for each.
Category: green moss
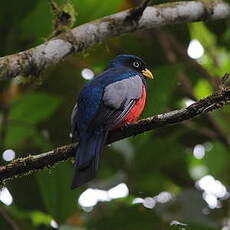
[0,57,10,79]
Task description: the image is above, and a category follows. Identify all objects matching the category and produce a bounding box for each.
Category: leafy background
[0,0,230,230]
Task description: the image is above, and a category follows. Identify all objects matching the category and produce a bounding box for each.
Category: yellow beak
[142,68,154,79]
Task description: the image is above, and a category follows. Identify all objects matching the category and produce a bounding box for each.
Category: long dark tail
[71,131,108,189]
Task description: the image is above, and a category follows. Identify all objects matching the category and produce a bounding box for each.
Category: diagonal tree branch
[0,0,230,80]
[0,86,229,185]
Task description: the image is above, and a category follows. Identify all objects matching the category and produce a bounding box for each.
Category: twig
[0,86,229,185]
[0,205,20,230]
[220,73,230,90]
[0,1,229,80]
[126,0,151,22]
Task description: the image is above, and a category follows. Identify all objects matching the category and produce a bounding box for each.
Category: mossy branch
[0,0,229,80]
[0,83,229,185]
[49,0,76,37]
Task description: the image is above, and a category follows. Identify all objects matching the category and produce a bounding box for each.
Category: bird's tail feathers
[71,131,108,189]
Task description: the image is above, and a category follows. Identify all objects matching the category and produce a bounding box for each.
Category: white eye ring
[133,61,140,68]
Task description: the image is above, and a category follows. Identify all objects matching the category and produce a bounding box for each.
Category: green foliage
[144,64,180,116]
[6,206,53,228]
[30,210,52,226]
[20,0,53,44]
[189,22,216,49]
[72,0,124,25]
[0,1,229,230]
[194,79,213,99]
[5,92,61,148]
[9,92,61,124]
[203,141,228,178]
[36,162,78,223]
[18,0,123,45]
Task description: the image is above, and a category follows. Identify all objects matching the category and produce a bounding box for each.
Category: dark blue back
[75,67,138,136]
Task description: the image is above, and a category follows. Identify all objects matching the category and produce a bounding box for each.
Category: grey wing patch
[103,75,142,109]
[88,99,135,131]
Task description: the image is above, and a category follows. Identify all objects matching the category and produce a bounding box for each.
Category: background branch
[0,205,20,230]
[0,0,229,80]
[126,0,151,21]
[0,85,229,185]
[154,28,230,149]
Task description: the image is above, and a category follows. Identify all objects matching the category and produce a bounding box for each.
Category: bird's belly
[119,86,146,126]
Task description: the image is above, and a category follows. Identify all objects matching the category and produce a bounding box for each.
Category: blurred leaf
[203,141,228,178]
[5,92,61,148]
[194,79,213,99]
[7,206,52,228]
[144,64,180,116]
[211,110,230,135]
[73,0,123,25]
[217,48,230,76]
[36,162,79,223]
[111,139,135,165]
[9,92,62,125]
[88,203,162,230]
[200,46,230,77]
[189,22,216,48]
[0,0,38,25]
[5,125,36,148]
[20,0,52,43]
[33,130,53,151]
[0,0,38,54]
[223,25,230,43]
[30,211,52,226]
[5,124,53,150]
[131,129,192,193]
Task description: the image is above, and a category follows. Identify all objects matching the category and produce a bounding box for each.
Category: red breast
[118,84,146,127]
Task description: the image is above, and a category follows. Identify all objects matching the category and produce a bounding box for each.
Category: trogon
[71,54,153,189]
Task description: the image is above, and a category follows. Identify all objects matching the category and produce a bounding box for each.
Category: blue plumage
[71,55,152,188]
[75,68,138,131]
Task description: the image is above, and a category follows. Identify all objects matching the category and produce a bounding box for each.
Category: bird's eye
[133,61,140,68]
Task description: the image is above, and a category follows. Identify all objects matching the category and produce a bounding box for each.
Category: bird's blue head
[107,54,153,79]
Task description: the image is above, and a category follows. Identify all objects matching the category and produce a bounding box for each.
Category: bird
[70,54,153,189]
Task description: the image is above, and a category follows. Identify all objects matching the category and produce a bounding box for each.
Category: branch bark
[0,86,229,185]
[0,0,230,80]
